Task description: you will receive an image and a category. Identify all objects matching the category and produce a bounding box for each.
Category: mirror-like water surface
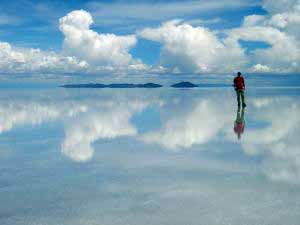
[0,86,299,225]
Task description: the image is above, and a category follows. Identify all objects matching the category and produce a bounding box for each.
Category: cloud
[262,0,299,14]
[138,11,299,74]
[0,41,89,74]
[59,10,143,70]
[135,0,300,74]
[138,20,246,74]
[0,1,299,75]
[242,15,267,27]
[265,0,300,38]
[0,10,149,75]
[228,26,300,73]
[250,64,272,73]
[236,0,300,73]
[185,18,222,26]
[243,0,300,35]
[87,0,259,26]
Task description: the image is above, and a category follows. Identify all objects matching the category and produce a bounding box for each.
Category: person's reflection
[234,107,245,140]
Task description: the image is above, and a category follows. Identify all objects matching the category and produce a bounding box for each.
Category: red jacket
[234,76,245,90]
[234,122,244,134]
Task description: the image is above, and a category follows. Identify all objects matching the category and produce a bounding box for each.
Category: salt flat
[0,84,299,225]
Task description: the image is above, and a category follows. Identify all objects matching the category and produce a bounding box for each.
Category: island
[61,83,163,88]
[171,82,199,88]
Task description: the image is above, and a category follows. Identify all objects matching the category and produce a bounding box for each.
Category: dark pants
[236,89,245,106]
[236,107,245,122]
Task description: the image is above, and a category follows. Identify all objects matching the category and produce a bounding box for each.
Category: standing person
[233,72,246,108]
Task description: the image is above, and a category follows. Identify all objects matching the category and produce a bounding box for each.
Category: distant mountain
[171,82,199,88]
[61,83,163,88]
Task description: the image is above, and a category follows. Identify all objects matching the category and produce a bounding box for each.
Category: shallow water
[0,85,299,225]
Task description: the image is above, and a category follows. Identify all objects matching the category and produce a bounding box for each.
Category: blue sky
[0,0,299,75]
[0,0,264,49]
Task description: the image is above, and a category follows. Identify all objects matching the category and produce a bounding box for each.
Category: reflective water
[0,86,299,225]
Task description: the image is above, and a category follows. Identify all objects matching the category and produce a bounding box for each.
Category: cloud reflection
[141,97,232,150]
[61,100,147,162]
[0,89,299,185]
[241,97,300,184]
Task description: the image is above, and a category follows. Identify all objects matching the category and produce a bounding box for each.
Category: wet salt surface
[0,86,299,225]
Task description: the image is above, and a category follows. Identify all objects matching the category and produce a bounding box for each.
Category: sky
[0,0,299,76]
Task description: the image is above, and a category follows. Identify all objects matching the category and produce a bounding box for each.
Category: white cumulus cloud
[138,20,246,74]
[0,2,299,75]
[0,42,89,74]
[236,0,300,73]
[136,0,300,74]
[59,10,142,69]
[251,64,272,73]
[228,26,300,73]
[0,10,149,75]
